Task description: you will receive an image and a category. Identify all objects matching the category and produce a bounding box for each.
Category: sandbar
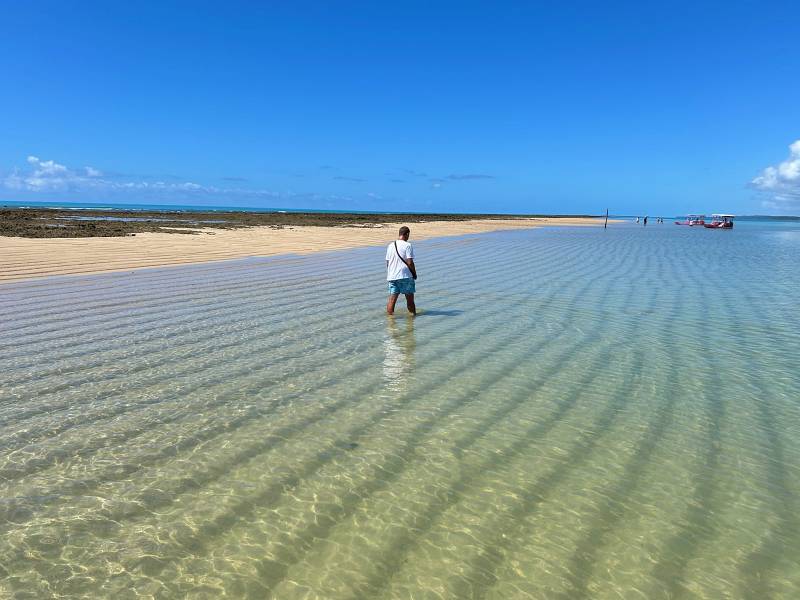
[0,217,602,282]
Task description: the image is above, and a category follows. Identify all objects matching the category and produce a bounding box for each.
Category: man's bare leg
[405,293,416,315]
[387,293,400,315]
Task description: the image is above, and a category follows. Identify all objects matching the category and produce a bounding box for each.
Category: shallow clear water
[1,223,799,599]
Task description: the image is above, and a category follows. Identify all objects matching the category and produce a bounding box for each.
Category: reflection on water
[0,222,799,598]
[383,315,416,390]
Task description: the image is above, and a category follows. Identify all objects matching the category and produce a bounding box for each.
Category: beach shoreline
[0,215,605,283]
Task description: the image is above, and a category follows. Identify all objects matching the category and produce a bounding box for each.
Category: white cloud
[751,139,800,211]
[27,155,68,176]
[1,154,285,201]
[2,155,224,195]
[8,156,100,191]
[1,155,396,208]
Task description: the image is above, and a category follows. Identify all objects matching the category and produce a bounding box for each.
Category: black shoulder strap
[394,241,417,278]
[394,241,408,266]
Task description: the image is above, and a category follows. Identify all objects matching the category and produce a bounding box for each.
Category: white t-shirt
[386,240,415,281]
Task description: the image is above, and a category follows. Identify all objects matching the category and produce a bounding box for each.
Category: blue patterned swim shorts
[388,277,416,295]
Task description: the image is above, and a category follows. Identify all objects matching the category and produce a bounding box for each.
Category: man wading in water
[386,226,417,315]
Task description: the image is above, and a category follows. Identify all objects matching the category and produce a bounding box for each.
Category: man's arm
[406,257,416,278]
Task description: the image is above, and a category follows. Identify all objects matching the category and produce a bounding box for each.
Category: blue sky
[1,1,798,214]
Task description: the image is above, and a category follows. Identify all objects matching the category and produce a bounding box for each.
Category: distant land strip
[0,207,600,238]
[0,208,607,282]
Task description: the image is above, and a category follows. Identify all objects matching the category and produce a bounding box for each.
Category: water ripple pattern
[1,222,799,599]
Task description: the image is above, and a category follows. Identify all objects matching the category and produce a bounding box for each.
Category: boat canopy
[711,214,735,218]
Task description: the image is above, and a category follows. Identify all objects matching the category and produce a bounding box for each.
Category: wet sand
[0,216,602,282]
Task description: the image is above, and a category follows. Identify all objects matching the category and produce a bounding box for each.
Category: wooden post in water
[604,208,609,229]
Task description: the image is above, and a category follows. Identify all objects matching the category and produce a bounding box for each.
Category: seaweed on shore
[0,208,593,238]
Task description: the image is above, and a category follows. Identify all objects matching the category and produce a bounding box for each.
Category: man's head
[398,226,410,240]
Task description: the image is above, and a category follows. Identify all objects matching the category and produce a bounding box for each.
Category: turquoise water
[1,223,799,598]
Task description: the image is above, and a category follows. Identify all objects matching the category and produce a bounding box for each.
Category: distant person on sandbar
[386,226,417,316]
[644,215,648,226]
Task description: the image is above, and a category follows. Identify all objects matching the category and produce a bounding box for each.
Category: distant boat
[675,214,706,226]
[704,214,734,229]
